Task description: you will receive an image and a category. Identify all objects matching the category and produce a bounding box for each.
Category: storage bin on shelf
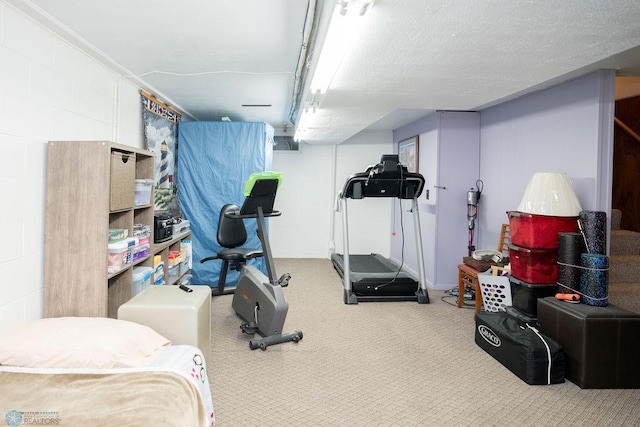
[180,259,190,278]
[110,151,136,211]
[172,219,190,235]
[123,237,138,262]
[133,223,152,246]
[153,255,165,285]
[509,243,558,284]
[132,266,153,296]
[108,228,128,243]
[168,250,182,266]
[167,264,179,284]
[130,223,152,263]
[134,179,154,206]
[181,239,192,269]
[107,240,129,273]
[507,211,578,249]
[107,229,133,273]
[132,244,150,262]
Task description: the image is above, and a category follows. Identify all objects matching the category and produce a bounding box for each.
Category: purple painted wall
[392,69,615,290]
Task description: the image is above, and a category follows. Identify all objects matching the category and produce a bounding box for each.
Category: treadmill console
[378,154,402,176]
[341,154,425,199]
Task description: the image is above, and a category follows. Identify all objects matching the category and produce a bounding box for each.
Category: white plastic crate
[478,271,512,312]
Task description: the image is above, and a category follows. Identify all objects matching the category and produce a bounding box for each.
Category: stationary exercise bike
[201,175,302,350]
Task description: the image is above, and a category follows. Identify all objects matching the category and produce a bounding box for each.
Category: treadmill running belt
[347,254,395,273]
[331,253,419,297]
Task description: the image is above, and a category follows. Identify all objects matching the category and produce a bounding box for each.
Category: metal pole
[412,197,429,303]
[341,197,351,293]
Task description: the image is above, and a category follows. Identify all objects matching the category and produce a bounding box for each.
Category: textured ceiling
[10,0,640,144]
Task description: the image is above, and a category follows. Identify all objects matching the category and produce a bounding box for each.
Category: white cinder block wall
[332,132,395,257]
[270,131,393,259]
[0,1,144,333]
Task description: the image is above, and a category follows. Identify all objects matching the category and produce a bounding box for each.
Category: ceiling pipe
[288,0,319,130]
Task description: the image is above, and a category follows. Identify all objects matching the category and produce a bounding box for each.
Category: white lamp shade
[516,172,582,217]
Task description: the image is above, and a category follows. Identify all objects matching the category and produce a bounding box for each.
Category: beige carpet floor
[207,258,640,427]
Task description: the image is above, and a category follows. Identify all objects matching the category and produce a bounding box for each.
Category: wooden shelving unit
[152,229,192,286]
[44,141,191,318]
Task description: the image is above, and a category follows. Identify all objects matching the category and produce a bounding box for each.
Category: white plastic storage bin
[107,240,129,273]
[167,264,179,284]
[132,266,153,296]
[134,179,154,206]
[153,261,165,285]
[180,260,190,278]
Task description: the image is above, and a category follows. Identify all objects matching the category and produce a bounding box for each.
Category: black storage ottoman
[537,297,640,389]
[475,311,565,385]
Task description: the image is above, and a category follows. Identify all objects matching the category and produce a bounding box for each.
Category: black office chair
[200,203,263,295]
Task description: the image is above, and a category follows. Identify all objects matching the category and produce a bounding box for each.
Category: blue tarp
[177,121,273,287]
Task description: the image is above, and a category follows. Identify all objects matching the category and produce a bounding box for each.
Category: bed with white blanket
[0,317,215,427]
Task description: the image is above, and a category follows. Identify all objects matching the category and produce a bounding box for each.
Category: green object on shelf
[243,171,283,196]
[108,228,128,243]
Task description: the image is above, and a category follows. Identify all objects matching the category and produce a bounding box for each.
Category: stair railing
[614,116,640,143]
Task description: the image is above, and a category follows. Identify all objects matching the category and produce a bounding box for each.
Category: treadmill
[331,154,430,304]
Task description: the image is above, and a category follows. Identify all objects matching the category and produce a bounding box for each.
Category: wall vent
[274,136,299,151]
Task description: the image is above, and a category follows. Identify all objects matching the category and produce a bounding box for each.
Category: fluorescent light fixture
[293,127,306,142]
[309,0,374,95]
[295,0,374,142]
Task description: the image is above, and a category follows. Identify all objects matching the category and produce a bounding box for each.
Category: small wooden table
[457,263,483,312]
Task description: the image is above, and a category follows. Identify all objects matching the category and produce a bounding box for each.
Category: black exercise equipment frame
[332,155,430,304]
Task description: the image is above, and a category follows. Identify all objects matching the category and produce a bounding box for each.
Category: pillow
[0,317,171,369]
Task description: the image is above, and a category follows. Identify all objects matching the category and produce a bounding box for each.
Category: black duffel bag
[475,310,565,385]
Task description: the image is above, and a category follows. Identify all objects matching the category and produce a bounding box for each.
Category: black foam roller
[557,232,586,292]
[578,210,607,255]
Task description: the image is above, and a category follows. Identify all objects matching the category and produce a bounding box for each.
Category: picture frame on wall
[398,135,419,173]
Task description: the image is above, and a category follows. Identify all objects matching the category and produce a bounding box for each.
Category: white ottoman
[118,285,211,365]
